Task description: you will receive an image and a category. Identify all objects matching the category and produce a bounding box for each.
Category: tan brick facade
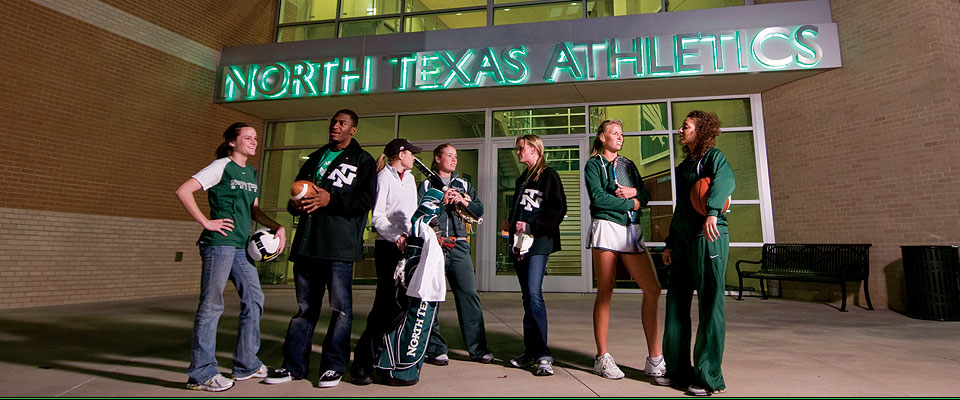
[0,0,276,309]
[759,0,960,310]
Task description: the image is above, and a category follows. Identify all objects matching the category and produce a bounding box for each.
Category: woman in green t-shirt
[175,122,286,392]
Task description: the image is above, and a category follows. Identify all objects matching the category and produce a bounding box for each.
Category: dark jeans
[514,254,552,362]
[351,240,407,377]
[427,240,492,359]
[280,259,354,378]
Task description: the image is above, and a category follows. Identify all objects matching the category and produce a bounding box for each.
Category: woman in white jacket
[350,138,422,385]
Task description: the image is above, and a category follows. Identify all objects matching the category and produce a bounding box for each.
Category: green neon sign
[217,24,834,102]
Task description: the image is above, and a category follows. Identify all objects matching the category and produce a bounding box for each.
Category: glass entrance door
[485,138,589,292]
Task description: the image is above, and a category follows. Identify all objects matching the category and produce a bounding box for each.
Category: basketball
[290,180,318,200]
[690,177,730,216]
[247,228,282,262]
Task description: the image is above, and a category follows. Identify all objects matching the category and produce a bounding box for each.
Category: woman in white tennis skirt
[583,119,664,380]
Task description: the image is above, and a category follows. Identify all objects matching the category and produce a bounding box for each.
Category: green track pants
[663,234,729,392]
[426,240,492,359]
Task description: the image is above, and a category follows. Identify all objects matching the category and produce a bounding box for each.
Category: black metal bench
[736,243,874,312]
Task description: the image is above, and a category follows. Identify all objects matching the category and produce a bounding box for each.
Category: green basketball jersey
[193,158,259,248]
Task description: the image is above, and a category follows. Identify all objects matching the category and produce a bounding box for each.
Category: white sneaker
[644,356,666,377]
[234,364,268,381]
[593,353,624,379]
[186,373,234,392]
[688,385,725,396]
[534,359,554,376]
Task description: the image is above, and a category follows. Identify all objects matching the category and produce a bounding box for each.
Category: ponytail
[216,122,251,159]
[376,153,401,172]
[376,154,387,172]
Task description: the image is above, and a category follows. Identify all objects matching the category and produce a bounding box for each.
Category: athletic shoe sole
[318,377,341,388]
[263,375,293,385]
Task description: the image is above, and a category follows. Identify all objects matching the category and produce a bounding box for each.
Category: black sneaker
[318,370,342,388]
[387,377,418,386]
[350,371,373,386]
[509,353,535,368]
[262,368,293,384]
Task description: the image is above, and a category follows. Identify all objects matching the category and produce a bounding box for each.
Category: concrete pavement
[0,288,957,397]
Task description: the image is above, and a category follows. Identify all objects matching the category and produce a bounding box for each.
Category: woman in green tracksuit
[421,144,494,366]
[659,110,735,396]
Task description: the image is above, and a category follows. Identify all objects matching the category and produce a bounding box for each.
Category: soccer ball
[247,228,282,262]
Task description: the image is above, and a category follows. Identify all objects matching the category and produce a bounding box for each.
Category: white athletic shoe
[234,364,268,381]
[186,373,234,392]
[593,353,625,380]
[644,356,666,377]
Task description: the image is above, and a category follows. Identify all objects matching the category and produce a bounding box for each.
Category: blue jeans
[187,245,264,384]
[514,254,552,362]
[281,259,354,378]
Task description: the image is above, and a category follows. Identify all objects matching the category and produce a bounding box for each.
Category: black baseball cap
[384,138,422,157]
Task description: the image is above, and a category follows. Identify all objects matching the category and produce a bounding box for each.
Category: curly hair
[682,110,721,161]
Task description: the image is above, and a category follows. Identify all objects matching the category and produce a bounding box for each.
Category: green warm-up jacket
[665,148,736,249]
[584,154,650,226]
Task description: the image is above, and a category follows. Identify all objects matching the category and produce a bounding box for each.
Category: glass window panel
[410,149,481,267]
[714,131,758,200]
[671,132,757,200]
[266,120,329,147]
[725,246,763,291]
[496,146,582,277]
[339,17,401,37]
[277,23,337,42]
[404,10,486,32]
[406,0,486,12]
[587,0,662,17]
[666,0,745,12]
[639,205,673,243]
[494,2,583,26]
[610,136,673,202]
[279,0,337,24]
[671,98,752,128]
[267,117,392,148]
[493,107,585,137]
[357,116,396,144]
[259,149,319,210]
[589,103,668,133]
[725,204,763,243]
[339,0,401,18]
[398,112,485,140]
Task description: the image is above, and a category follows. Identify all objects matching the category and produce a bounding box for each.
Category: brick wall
[0,208,200,309]
[0,0,277,308]
[759,0,960,310]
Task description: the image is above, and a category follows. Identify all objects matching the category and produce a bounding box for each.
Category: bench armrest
[735,259,762,276]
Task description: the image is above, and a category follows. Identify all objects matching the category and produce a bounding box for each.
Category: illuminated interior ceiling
[220,69,825,120]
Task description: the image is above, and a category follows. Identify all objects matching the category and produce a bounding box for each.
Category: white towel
[405,220,447,301]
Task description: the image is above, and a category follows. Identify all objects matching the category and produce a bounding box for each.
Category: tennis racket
[612,155,639,222]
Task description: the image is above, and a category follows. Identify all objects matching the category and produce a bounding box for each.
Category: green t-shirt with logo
[192,158,259,248]
[315,149,343,183]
